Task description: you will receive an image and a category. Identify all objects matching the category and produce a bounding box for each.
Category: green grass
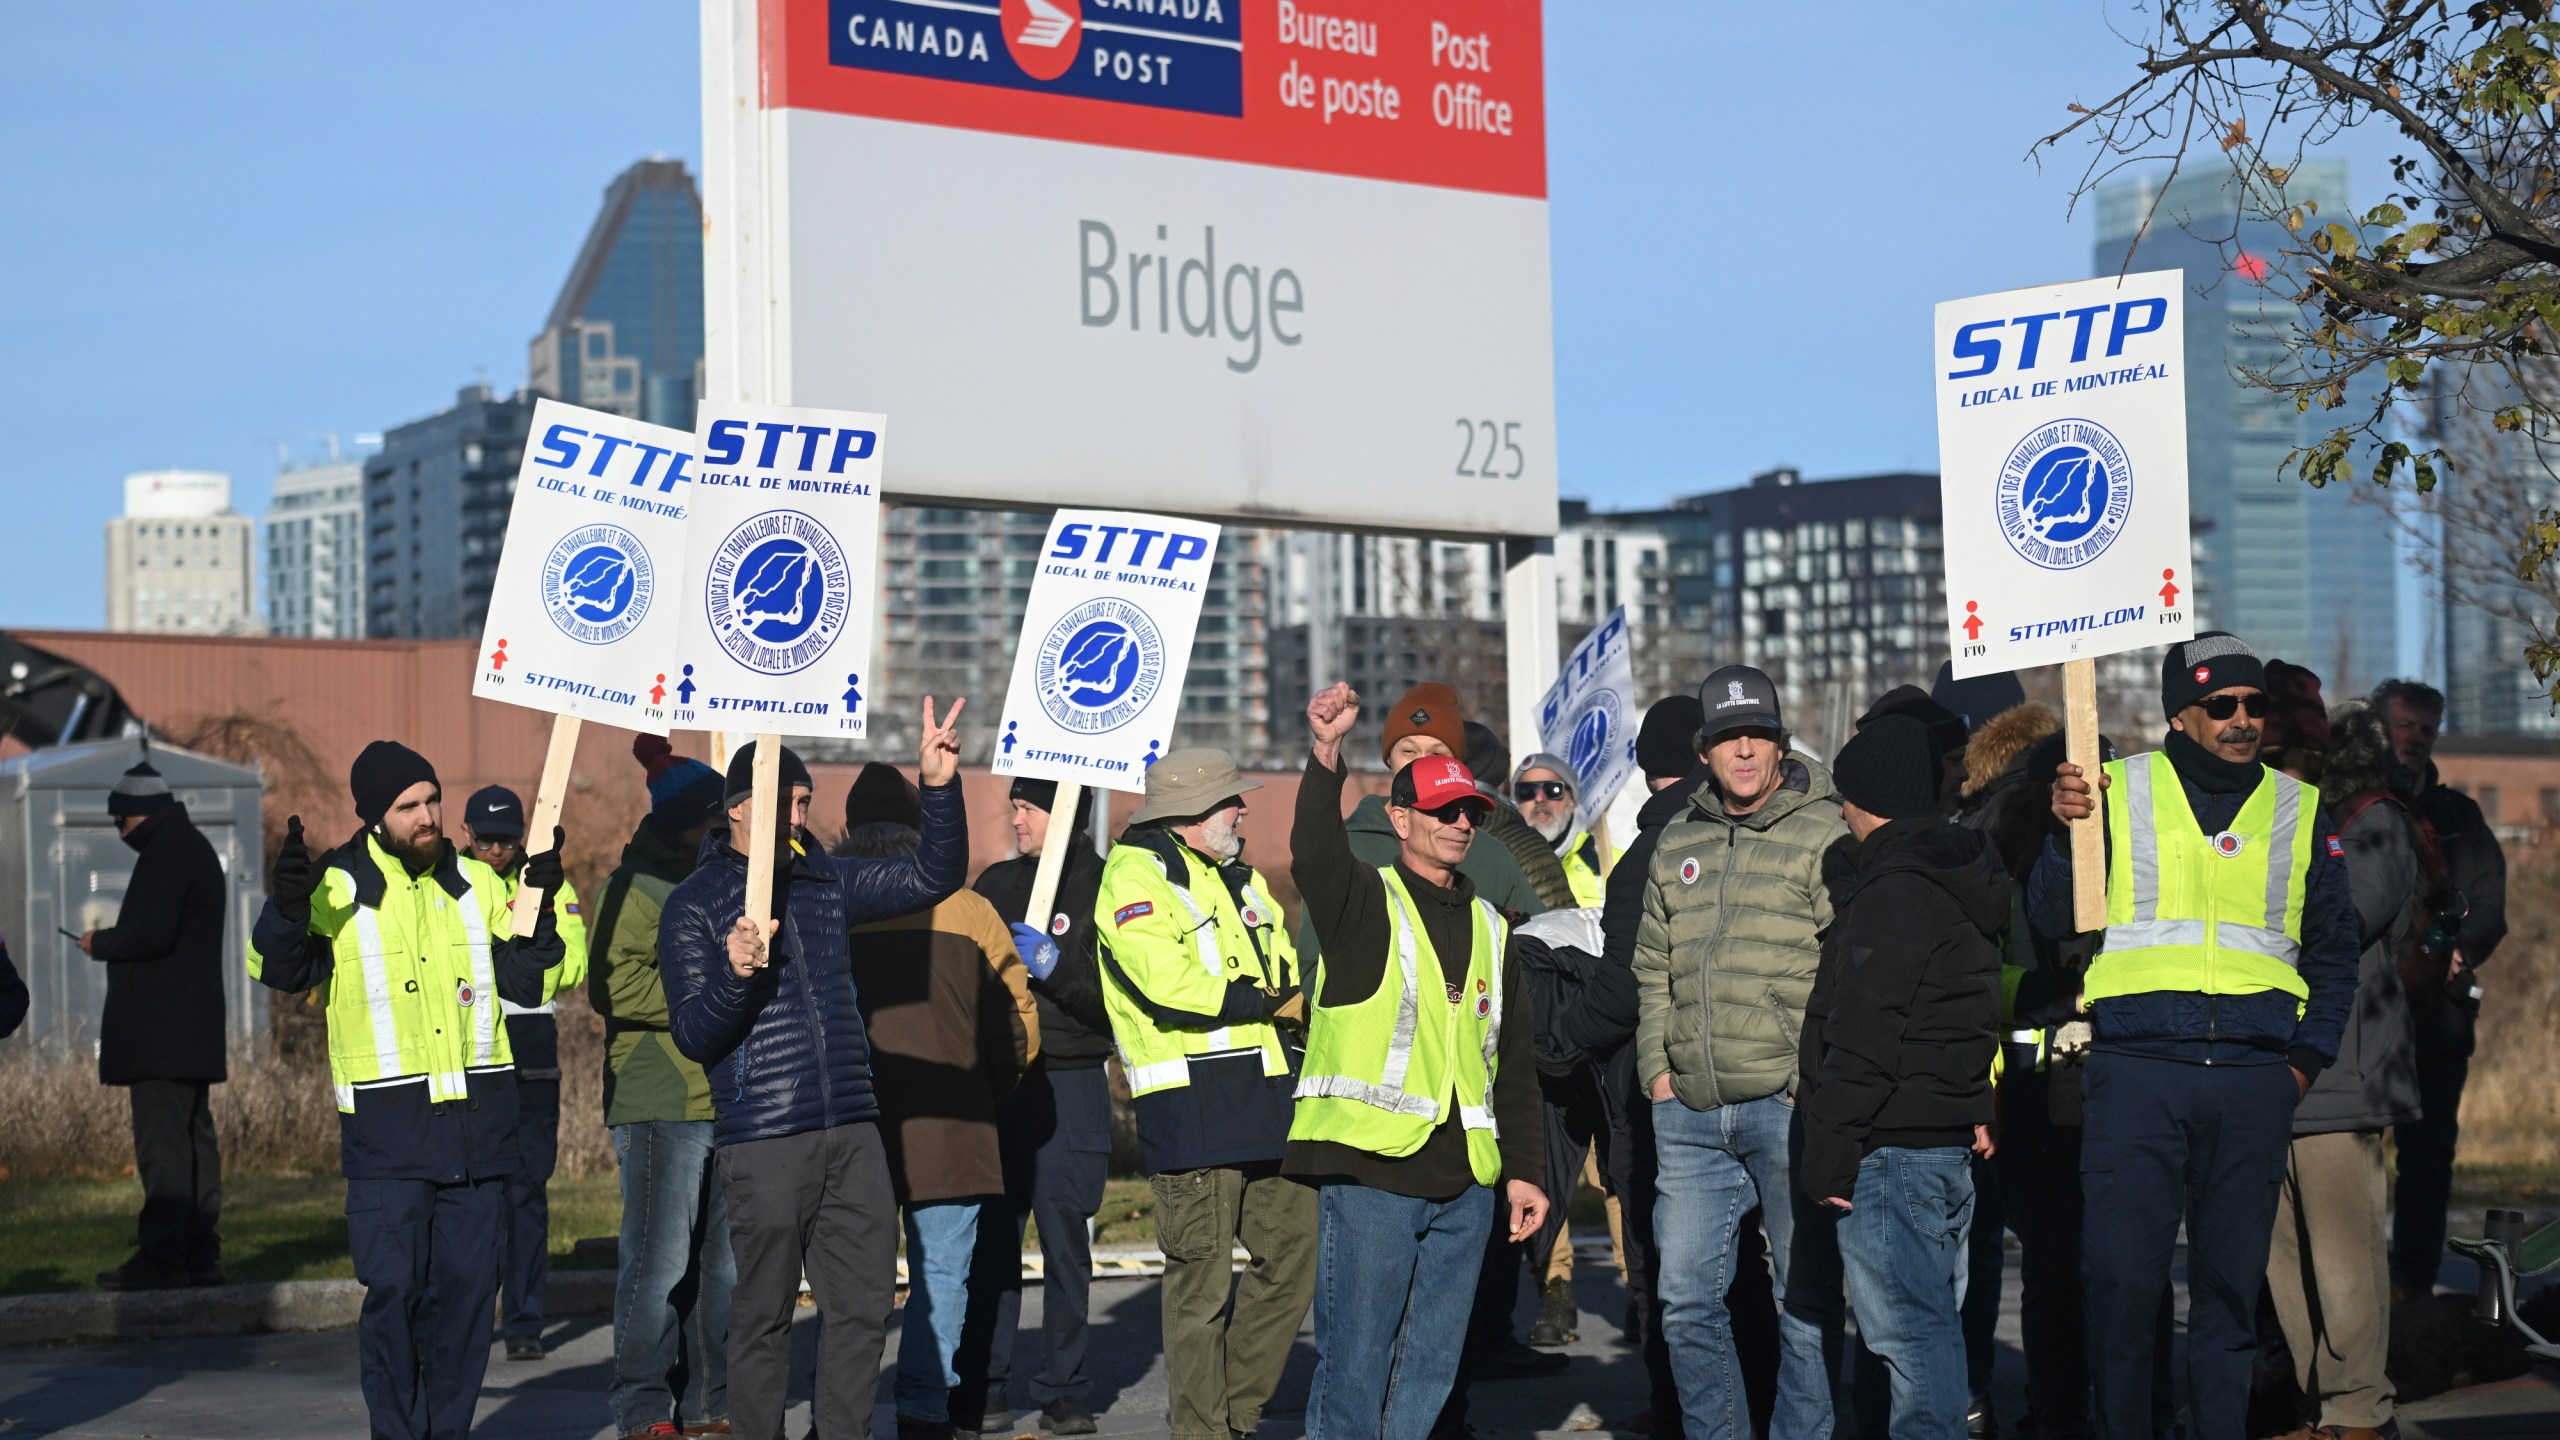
[0,1174,624,1298]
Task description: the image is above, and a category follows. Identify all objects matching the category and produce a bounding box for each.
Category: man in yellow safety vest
[1286,681,1549,1440]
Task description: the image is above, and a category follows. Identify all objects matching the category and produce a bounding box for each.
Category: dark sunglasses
[1417,801,1481,826]
[1513,781,1570,802]
[2199,693,2270,720]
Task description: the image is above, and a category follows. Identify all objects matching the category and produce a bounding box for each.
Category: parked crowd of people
[42,629,2507,1440]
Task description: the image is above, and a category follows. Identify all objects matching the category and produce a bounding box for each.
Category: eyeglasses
[1417,802,1480,826]
[1513,781,1569,802]
[2199,693,2270,720]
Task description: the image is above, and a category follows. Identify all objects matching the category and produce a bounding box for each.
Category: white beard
[1195,811,1245,862]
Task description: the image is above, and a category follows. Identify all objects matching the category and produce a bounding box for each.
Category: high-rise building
[363,385,534,640]
[264,458,367,639]
[2092,161,2400,692]
[528,158,706,431]
[1269,533,1510,765]
[2430,373,2560,735]
[104,470,257,634]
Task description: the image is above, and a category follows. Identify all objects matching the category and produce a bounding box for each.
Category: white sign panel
[704,0,1558,538]
[668,402,886,739]
[1934,270,2197,676]
[1535,607,1637,834]
[472,399,694,733]
[991,509,1222,793]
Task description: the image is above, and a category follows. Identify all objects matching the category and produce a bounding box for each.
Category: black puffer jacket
[661,781,967,1149]
[90,804,230,1085]
[1797,815,2009,1203]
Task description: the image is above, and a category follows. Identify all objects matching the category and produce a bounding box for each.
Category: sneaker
[95,1256,190,1292]
[1528,1277,1579,1348]
[618,1424,683,1440]
[1968,1398,1997,1440]
[1039,1398,1097,1436]
[506,1335,545,1362]
[1477,1336,1570,1379]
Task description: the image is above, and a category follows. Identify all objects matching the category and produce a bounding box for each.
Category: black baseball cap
[1698,664,1783,738]
[463,785,525,839]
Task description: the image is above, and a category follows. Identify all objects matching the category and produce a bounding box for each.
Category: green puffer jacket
[589,817,712,1126]
[1634,755,1847,1111]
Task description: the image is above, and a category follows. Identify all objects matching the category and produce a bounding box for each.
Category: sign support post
[2064,660,2107,932]
[741,735,783,931]
[1022,780,1085,928]
[509,714,585,937]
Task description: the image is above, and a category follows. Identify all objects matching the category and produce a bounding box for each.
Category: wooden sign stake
[510,714,584,938]
[742,735,784,932]
[2064,658,2108,933]
[1021,780,1085,928]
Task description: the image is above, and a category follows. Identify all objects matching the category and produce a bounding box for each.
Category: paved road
[0,1239,2549,1438]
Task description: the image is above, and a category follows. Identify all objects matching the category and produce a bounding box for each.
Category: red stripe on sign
[766,0,1548,199]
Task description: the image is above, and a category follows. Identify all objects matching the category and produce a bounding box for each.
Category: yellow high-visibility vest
[2085,752,2314,1008]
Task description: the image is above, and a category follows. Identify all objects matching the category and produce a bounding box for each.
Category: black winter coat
[91,804,229,1084]
[1797,816,2008,1204]
[661,781,967,1149]
[974,845,1112,1068]
[0,940,25,1039]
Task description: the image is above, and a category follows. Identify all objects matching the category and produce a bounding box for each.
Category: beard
[1528,810,1572,844]
[380,826,447,874]
[1195,810,1245,863]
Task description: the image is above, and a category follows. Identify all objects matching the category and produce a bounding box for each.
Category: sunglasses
[2198,693,2270,720]
[1415,801,1481,826]
[1513,781,1570,802]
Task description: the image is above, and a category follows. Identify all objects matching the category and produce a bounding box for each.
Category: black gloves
[520,826,565,901]
[272,815,318,925]
[1265,983,1307,1032]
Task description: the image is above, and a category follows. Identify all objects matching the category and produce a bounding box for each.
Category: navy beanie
[633,735,722,828]
[723,741,812,808]
[1833,715,1941,822]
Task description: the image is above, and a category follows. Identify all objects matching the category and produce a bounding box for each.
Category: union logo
[1567,688,1627,798]
[1034,597,1166,735]
[703,511,852,676]
[541,524,653,646]
[1995,417,2134,571]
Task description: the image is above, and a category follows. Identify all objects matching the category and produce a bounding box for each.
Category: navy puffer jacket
[661,781,968,1149]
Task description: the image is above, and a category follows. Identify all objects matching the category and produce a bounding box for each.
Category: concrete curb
[0,1269,617,1346]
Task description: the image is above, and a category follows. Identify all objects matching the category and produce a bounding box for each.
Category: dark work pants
[959,1062,1113,1422]
[1996,1112,2092,1440]
[1961,1153,2003,1407]
[1531,1070,1603,1277]
[721,1121,899,1440]
[2390,1005,2473,1293]
[128,1079,221,1273]
[2081,1053,2296,1440]
[347,1175,506,1440]
[501,1076,560,1339]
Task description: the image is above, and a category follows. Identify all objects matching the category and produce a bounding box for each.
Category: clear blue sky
[0,2,2418,656]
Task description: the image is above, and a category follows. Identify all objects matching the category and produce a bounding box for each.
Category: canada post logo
[1034,597,1166,735]
[704,511,852,676]
[831,0,1243,116]
[1996,417,2134,571]
[542,524,653,646]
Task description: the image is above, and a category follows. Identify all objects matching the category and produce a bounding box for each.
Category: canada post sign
[1933,270,2195,678]
[832,0,1243,116]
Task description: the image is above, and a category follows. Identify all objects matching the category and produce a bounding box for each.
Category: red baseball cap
[1392,756,1493,815]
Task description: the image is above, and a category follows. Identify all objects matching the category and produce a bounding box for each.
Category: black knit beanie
[350,740,439,826]
[2161,631,2266,720]
[723,741,813,808]
[843,762,922,832]
[1856,684,1968,770]
[1636,695,1707,779]
[108,761,173,819]
[1833,715,1941,822]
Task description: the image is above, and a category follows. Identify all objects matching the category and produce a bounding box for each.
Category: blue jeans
[1653,1093,1843,1440]
[1838,1147,1975,1440]
[610,1120,734,1436]
[897,1200,982,1422]
[1306,1182,1494,1440]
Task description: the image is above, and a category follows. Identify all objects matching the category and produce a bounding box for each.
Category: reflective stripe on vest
[1157,878,1236,1056]
[349,904,406,1087]
[1292,869,1507,1143]
[2090,752,2312,1003]
[458,881,497,1068]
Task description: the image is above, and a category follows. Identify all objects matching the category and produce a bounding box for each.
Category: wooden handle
[1021,781,1083,931]
[743,736,783,932]
[509,714,583,939]
[2064,659,2107,934]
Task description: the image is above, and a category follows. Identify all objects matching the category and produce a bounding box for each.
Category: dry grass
[2453,845,2560,1168]
[0,988,616,1182]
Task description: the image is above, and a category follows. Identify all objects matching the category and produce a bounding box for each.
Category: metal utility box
[0,738,267,1060]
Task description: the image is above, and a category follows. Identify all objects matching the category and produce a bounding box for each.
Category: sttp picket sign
[991,508,1222,794]
[668,401,887,742]
[472,399,694,734]
[1535,606,1637,835]
[1934,269,2196,679]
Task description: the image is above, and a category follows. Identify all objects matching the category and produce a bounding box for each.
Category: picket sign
[507,716,585,937]
[742,739,784,932]
[1022,784,1083,933]
[1934,273,2196,932]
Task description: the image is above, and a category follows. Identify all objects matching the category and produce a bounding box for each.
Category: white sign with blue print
[1934,270,2195,678]
[992,509,1222,793]
[472,399,695,734]
[668,401,886,739]
[1536,606,1637,834]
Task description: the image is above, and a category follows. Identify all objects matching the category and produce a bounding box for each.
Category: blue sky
[0,3,2422,660]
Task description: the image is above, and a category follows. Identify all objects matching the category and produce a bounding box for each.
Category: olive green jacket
[589,818,713,1126]
[1633,756,1847,1111]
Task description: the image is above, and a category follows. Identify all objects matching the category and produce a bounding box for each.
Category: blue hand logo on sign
[1567,691,1623,787]
[1996,418,2134,571]
[1035,598,1164,735]
[541,524,654,645]
[705,511,852,675]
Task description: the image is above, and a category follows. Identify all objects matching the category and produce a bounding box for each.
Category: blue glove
[1009,922,1061,982]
